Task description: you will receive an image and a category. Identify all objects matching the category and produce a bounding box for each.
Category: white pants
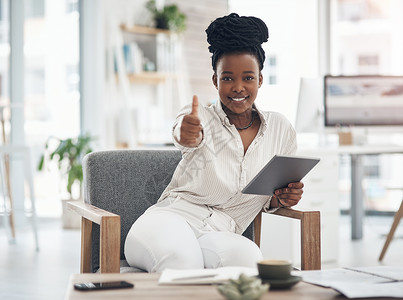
[124,198,263,272]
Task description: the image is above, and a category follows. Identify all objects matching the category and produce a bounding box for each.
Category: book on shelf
[115,42,145,74]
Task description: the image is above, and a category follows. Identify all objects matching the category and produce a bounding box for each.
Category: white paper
[300,268,390,287]
[301,266,403,299]
[347,266,403,281]
[331,281,403,299]
[158,266,258,285]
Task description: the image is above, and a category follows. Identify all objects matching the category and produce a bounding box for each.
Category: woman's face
[213,53,262,115]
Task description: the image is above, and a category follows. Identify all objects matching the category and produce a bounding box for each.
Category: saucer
[259,275,302,289]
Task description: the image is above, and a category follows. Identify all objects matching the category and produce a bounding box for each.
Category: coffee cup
[257,259,292,280]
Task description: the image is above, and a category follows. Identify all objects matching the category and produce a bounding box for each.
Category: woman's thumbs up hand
[179,95,203,147]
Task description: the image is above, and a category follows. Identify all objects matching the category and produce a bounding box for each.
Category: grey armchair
[68,150,321,273]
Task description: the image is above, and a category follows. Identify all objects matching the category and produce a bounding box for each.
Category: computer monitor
[324,75,403,127]
[295,77,324,133]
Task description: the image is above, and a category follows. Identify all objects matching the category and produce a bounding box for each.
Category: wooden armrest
[253,208,321,271]
[67,201,121,273]
[67,201,119,223]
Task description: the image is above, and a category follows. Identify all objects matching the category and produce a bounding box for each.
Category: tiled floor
[0,214,402,300]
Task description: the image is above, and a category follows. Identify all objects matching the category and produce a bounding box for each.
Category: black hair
[205,13,269,71]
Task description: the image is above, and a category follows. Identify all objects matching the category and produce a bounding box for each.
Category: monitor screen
[324,75,403,127]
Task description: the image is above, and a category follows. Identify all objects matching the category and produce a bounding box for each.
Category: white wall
[230,0,321,125]
[81,0,227,148]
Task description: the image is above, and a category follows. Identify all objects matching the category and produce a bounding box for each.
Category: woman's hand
[179,95,203,147]
[272,182,304,208]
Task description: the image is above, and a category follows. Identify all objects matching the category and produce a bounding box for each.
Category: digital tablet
[242,155,320,196]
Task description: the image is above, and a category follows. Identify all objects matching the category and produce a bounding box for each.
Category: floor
[0,215,402,300]
[0,218,81,300]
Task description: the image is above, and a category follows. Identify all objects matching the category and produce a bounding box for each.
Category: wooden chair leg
[81,217,93,273]
[253,211,262,247]
[300,211,321,270]
[99,216,121,273]
[379,199,403,261]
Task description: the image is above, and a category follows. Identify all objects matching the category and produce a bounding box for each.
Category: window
[330,0,403,75]
[23,0,80,216]
[25,0,45,19]
[265,55,277,85]
[0,0,9,104]
[26,68,45,94]
[337,0,389,21]
[65,64,80,93]
[66,0,79,13]
[0,0,4,21]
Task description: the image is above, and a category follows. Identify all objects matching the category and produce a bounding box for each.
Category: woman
[124,13,304,273]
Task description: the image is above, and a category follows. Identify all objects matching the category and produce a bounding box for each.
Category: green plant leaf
[38,133,94,198]
[66,163,84,197]
[146,0,186,32]
[37,154,45,171]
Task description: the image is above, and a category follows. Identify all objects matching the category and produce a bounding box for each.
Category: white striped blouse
[158,100,297,234]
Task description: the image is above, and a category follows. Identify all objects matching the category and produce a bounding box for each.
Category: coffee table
[65,273,342,300]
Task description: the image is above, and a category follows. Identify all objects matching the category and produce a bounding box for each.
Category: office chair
[68,150,321,273]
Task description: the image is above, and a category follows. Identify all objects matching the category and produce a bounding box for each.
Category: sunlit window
[330,0,403,75]
[23,0,80,216]
[25,0,45,18]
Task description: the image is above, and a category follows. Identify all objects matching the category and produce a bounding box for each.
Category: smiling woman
[124,13,302,274]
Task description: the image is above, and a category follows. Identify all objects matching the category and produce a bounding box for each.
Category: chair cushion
[119,260,145,273]
[83,150,182,272]
[94,260,145,273]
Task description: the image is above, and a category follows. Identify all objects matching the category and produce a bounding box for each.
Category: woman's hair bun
[206,13,269,54]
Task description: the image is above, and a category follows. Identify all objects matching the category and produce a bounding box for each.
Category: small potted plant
[146,0,187,32]
[38,133,94,228]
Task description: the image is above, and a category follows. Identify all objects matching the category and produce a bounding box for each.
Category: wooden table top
[65,273,344,300]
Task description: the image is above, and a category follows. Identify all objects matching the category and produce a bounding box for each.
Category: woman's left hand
[273,182,304,207]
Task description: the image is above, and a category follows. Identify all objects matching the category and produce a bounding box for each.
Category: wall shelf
[120,24,171,36]
[127,72,166,84]
[115,72,177,85]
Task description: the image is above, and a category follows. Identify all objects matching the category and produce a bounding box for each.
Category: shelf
[128,72,165,84]
[116,72,172,85]
[120,24,171,36]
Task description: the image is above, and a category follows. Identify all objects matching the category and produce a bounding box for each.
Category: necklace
[236,112,256,130]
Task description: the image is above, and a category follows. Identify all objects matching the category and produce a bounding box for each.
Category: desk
[301,144,403,240]
[337,145,403,240]
[65,273,342,300]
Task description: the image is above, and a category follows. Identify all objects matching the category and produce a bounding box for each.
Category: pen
[172,274,218,281]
